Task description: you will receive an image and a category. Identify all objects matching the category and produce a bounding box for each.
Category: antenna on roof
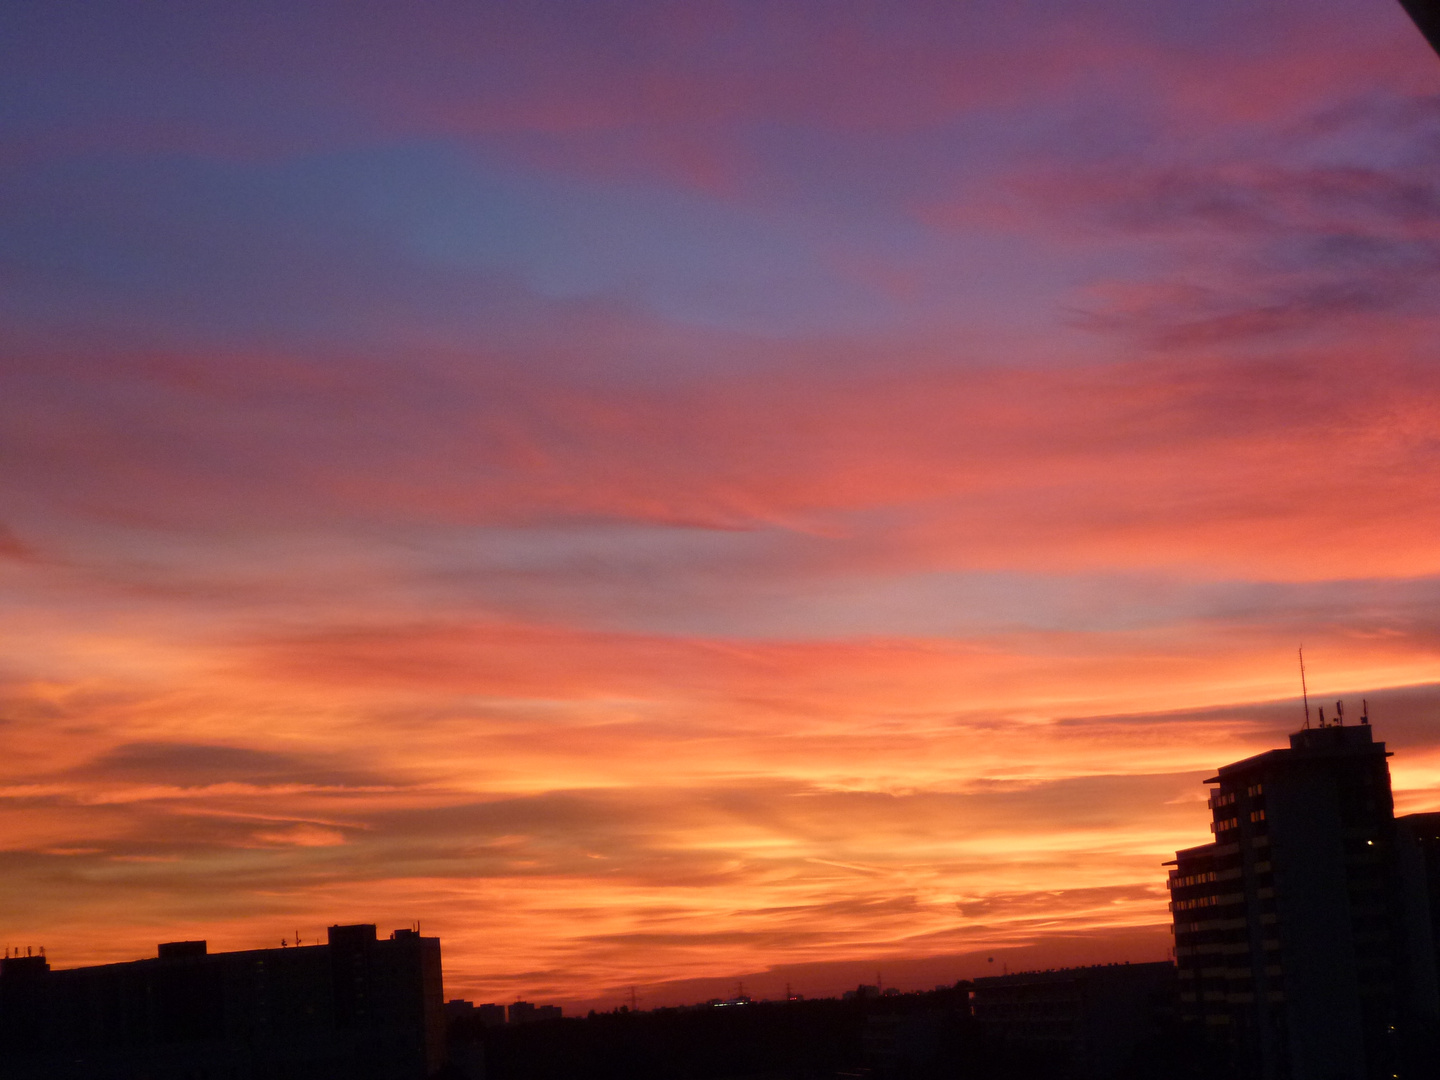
[1336,700,1344,726]
[1362,699,1369,725]
[1299,647,1311,729]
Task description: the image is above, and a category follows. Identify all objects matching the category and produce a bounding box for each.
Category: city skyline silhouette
[3,0,1440,1044]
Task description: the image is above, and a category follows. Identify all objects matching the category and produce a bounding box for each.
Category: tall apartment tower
[1168,718,1440,1080]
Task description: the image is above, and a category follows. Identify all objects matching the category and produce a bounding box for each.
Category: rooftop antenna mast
[1299,647,1311,729]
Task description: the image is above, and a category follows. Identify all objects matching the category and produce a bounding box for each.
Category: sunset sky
[3,0,1440,1010]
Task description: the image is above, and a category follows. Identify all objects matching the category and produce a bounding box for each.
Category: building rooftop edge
[9,930,440,977]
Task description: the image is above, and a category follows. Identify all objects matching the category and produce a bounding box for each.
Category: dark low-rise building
[445,998,477,1023]
[0,923,444,1079]
[505,1000,561,1025]
[970,961,1175,1078]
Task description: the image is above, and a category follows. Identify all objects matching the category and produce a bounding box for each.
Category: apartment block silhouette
[0,924,444,1079]
[1169,719,1440,1079]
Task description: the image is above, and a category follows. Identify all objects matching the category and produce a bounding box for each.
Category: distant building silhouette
[970,961,1175,1078]
[1168,721,1440,1079]
[0,924,444,1079]
[504,1000,559,1024]
[444,998,477,1022]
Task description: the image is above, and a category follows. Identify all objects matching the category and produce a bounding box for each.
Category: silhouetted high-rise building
[0,923,444,1079]
[1168,720,1440,1079]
